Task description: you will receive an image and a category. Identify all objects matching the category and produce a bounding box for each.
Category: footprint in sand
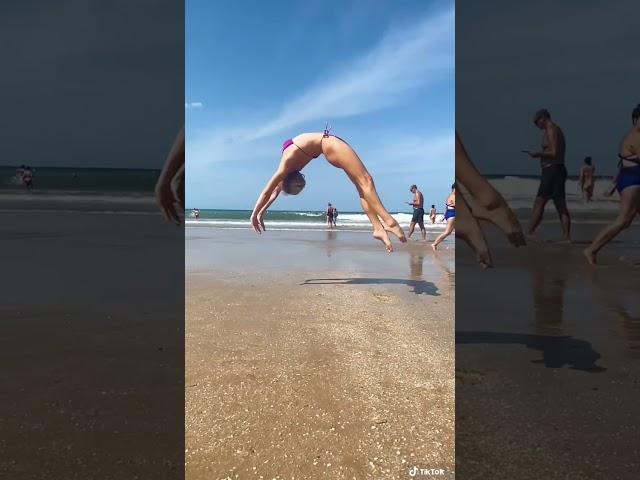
[455,368,487,385]
[372,293,393,302]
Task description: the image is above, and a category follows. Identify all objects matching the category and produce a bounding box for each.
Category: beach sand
[456,211,640,479]
[186,228,455,479]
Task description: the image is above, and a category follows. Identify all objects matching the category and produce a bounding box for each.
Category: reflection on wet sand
[609,305,640,355]
[325,229,337,257]
[531,268,565,336]
[584,272,640,356]
[456,265,607,372]
[409,249,424,279]
[406,244,455,288]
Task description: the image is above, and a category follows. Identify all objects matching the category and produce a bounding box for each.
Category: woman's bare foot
[373,228,393,253]
[469,199,526,247]
[583,248,597,265]
[383,223,407,243]
[430,243,437,252]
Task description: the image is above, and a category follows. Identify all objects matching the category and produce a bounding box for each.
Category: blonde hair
[282,171,306,195]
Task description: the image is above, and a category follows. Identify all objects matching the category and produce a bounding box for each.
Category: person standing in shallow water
[578,156,595,202]
[250,130,406,252]
[429,204,437,224]
[332,207,338,227]
[523,108,571,243]
[326,203,334,229]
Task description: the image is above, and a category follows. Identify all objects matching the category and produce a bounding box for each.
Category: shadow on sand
[456,331,606,372]
[301,278,439,296]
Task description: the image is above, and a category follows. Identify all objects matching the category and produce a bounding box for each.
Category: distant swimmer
[333,207,338,227]
[431,184,456,251]
[584,104,640,265]
[16,164,25,185]
[22,166,33,190]
[250,128,406,252]
[406,184,426,241]
[191,208,200,219]
[578,156,595,202]
[429,204,437,224]
[326,203,334,229]
[523,108,571,243]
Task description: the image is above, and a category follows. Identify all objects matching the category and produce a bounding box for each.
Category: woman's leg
[360,197,393,252]
[432,219,455,249]
[456,132,525,246]
[323,136,406,242]
[584,186,640,264]
[358,176,407,242]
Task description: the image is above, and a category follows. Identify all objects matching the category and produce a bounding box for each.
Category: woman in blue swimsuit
[584,104,640,265]
[432,184,456,251]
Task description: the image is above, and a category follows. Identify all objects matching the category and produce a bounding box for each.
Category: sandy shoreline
[186,228,455,479]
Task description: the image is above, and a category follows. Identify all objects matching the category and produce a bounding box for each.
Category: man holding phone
[523,108,571,242]
[407,184,426,241]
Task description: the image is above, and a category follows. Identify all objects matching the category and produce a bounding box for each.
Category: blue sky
[186,0,454,212]
[457,0,638,176]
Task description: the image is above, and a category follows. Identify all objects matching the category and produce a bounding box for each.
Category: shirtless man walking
[407,184,426,241]
[524,108,571,242]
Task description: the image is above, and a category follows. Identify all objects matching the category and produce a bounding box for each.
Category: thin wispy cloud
[185,102,203,109]
[188,6,454,168]
[246,7,454,141]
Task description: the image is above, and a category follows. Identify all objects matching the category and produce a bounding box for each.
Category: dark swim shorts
[537,164,567,200]
[411,207,425,223]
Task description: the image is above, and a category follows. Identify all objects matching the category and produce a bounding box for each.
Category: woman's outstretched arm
[256,183,283,231]
[250,169,286,233]
[155,127,185,225]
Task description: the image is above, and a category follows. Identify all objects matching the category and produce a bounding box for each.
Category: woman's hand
[250,213,263,234]
[457,133,525,268]
[155,175,181,225]
[257,213,266,232]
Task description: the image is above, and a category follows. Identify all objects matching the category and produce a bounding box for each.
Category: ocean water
[186,209,448,232]
[1,166,159,192]
[486,174,620,214]
[1,166,159,212]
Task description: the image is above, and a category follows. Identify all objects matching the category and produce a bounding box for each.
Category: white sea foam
[292,212,322,217]
[488,176,621,212]
[186,213,448,231]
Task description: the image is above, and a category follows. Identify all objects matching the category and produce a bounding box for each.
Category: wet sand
[186,228,455,479]
[456,212,640,479]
